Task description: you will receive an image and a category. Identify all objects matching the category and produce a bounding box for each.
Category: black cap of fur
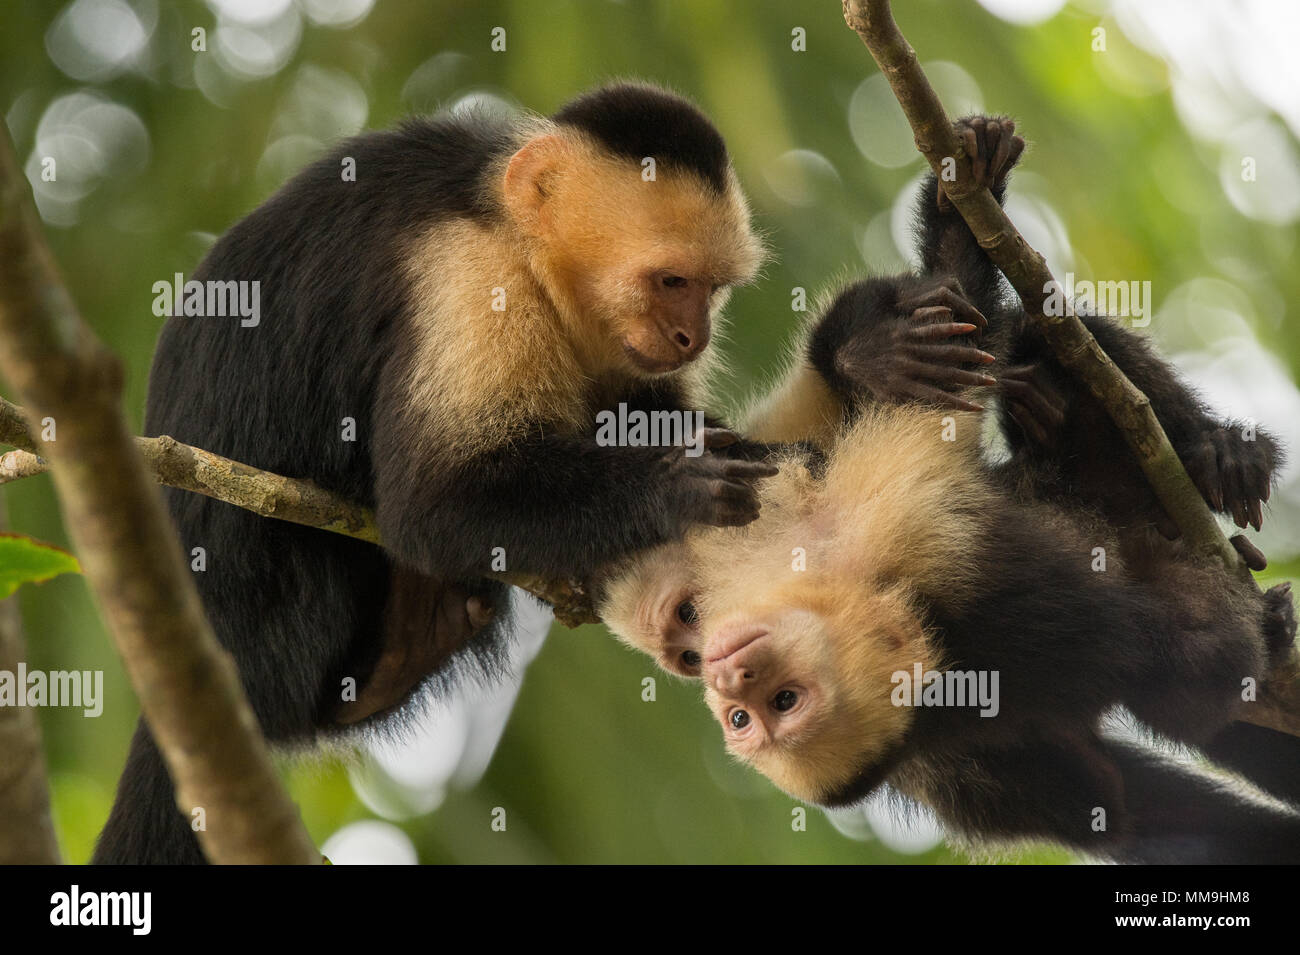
[552,82,729,193]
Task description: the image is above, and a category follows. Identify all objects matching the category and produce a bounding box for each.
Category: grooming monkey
[99,83,782,863]
[598,116,1300,862]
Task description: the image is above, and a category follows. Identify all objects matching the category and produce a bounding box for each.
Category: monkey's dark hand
[834,280,996,413]
[334,581,494,725]
[999,363,1067,448]
[1180,425,1279,532]
[666,428,778,528]
[938,115,1027,211]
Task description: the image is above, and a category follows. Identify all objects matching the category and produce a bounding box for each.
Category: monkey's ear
[503,134,570,235]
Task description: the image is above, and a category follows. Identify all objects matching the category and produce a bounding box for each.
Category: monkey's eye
[772,689,798,712]
[730,709,750,730]
[676,600,699,626]
[661,275,688,289]
[680,650,701,669]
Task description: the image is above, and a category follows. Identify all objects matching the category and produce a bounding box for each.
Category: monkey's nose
[669,325,709,360]
[710,662,754,697]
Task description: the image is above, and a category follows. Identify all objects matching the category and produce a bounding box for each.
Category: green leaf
[0,533,81,600]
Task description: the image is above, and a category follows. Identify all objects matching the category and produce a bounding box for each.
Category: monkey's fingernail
[980,375,996,386]
[957,323,977,333]
[978,351,996,364]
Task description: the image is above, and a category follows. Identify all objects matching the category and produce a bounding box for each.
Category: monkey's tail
[92,719,206,865]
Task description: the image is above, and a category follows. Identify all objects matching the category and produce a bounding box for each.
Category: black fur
[96,86,735,864]
[552,82,728,193]
[806,116,1297,861]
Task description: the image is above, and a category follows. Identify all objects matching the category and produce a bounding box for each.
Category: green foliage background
[1,0,1295,863]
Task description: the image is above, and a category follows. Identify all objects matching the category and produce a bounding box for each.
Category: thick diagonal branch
[0,123,320,863]
[840,0,1298,737]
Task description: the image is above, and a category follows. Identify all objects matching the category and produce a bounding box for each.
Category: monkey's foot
[1261,582,1296,659]
[938,115,1026,208]
[1182,425,1278,531]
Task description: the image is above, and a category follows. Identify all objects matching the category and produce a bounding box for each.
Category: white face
[597,542,705,677]
[700,609,828,760]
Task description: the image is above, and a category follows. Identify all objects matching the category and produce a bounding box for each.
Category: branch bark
[840,0,1299,737]
[0,500,62,863]
[0,397,599,627]
[842,0,1236,569]
[0,123,320,863]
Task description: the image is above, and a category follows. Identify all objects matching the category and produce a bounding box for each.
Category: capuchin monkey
[96,83,780,864]
[598,116,1300,862]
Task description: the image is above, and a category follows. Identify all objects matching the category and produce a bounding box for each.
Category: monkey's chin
[622,343,686,376]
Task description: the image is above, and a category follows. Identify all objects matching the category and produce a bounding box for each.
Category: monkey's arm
[373,428,775,581]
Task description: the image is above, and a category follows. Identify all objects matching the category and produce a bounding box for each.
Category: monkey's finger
[983,121,1003,186]
[902,288,987,331]
[901,360,996,389]
[988,122,1014,185]
[906,343,997,365]
[1230,534,1268,572]
[908,305,952,324]
[999,377,1066,429]
[1188,440,1224,512]
[998,136,1026,186]
[963,125,984,185]
[700,428,739,450]
[707,478,760,503]
[719,459,780,480]
[909,321,980,340]
[1005,399,1048,446]
[898,379,984,413]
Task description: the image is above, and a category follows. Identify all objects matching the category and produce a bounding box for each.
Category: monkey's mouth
[622,343,685,375]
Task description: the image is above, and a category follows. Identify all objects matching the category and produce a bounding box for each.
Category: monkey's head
[501,82,764,376]
[595,541,707,678]
[699,583,933,807]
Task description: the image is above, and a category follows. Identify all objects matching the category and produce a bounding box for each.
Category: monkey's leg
[1103,737,1300,864]
[924,735,1300,863]
[1004,316,1282,534]
[92,721,206,864]
[332,570,497,725]
[913,115,1025,319]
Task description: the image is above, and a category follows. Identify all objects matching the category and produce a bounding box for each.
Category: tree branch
[0,500,62,864]
[840,0,1299,738]
[0,123,320,863]
[0,397,599,627]
[842,0,1236,568]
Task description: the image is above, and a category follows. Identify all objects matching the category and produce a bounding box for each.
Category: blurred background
[2,0,1298,864]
